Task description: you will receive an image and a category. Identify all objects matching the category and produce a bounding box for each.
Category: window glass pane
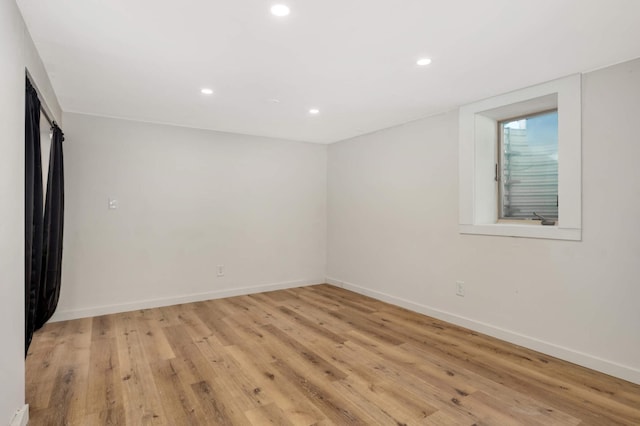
[500,111,558,219]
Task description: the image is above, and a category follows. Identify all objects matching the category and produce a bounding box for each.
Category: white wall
[55,113,327,320]
[327,57,640,384]
[0,0,61,424]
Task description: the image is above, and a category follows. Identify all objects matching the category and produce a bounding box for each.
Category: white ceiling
[17,0,640,144]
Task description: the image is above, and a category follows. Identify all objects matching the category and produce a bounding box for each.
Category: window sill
[496,219,554,225]
[459,223,581,241]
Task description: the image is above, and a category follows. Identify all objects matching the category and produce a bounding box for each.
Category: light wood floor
[26,284,640,425]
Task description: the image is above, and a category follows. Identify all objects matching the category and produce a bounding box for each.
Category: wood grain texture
[26,284,640,425]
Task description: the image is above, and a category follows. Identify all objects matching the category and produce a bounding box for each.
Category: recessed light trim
[200,88,214,95]
[309,108,320,115]
[270,4,290,17]
[416,58,432,66]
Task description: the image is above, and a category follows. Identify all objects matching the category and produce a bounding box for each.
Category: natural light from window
[499,111,558,220]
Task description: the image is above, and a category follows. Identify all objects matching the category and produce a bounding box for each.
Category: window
[459,74,581,241]
[499,110,558,220]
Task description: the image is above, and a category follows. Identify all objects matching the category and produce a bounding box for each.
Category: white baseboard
[49,278,325,322]
[326,277,640,386]
[10,405,28,426]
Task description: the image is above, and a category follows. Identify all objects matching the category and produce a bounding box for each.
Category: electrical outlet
[456,281,465,297]
[217,265,225,277]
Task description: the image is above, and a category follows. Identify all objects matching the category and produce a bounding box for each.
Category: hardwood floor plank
[84,337,124,417]
[342,338,483,425]
[161,325,219,385]
[135,316,175,361]
[329,309,404,345]
[148,358,211,426]
[464,390,579,426]
[221,312,270,345]
[311,285,379,314]
[336,375,438,424]
[45,363,81,424]
[346,329,479,400]
[330,377,420,425]
[192,302,245,346]
[193,337,272,412]
[396,342,582,425]
[275,286,343,311]
[155,304,192,328]
[260,323,348,382]
[370,308,630,424]
[288,293,354,327]
[277,305,348,345]
[84,405,126,426]
[190,380,238,426]
[224,344,327,425]
[270,357,373,425]
[114,312,167,425]
[90,314,116,341]
[26,284,640,425]
[337,328,577,425]
[244,403,296,426]
[263,289,295,302]
[47,317,92,426]
[25,323,70,411]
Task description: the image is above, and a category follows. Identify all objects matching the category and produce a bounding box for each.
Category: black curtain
[25,77,44,354]
[35,125,65,329]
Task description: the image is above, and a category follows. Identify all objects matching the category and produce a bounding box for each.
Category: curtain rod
[25,69,58,129]
[41,106,55,129]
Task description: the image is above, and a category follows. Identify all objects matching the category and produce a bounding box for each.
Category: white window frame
[459,74,581,241]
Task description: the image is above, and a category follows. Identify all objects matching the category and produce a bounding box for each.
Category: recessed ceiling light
[200,88,213,95]
[309,108,320,115]
[270,4,290,17]
[416,58,432,66]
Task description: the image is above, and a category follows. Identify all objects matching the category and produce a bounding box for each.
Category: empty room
[2,0,640,425]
